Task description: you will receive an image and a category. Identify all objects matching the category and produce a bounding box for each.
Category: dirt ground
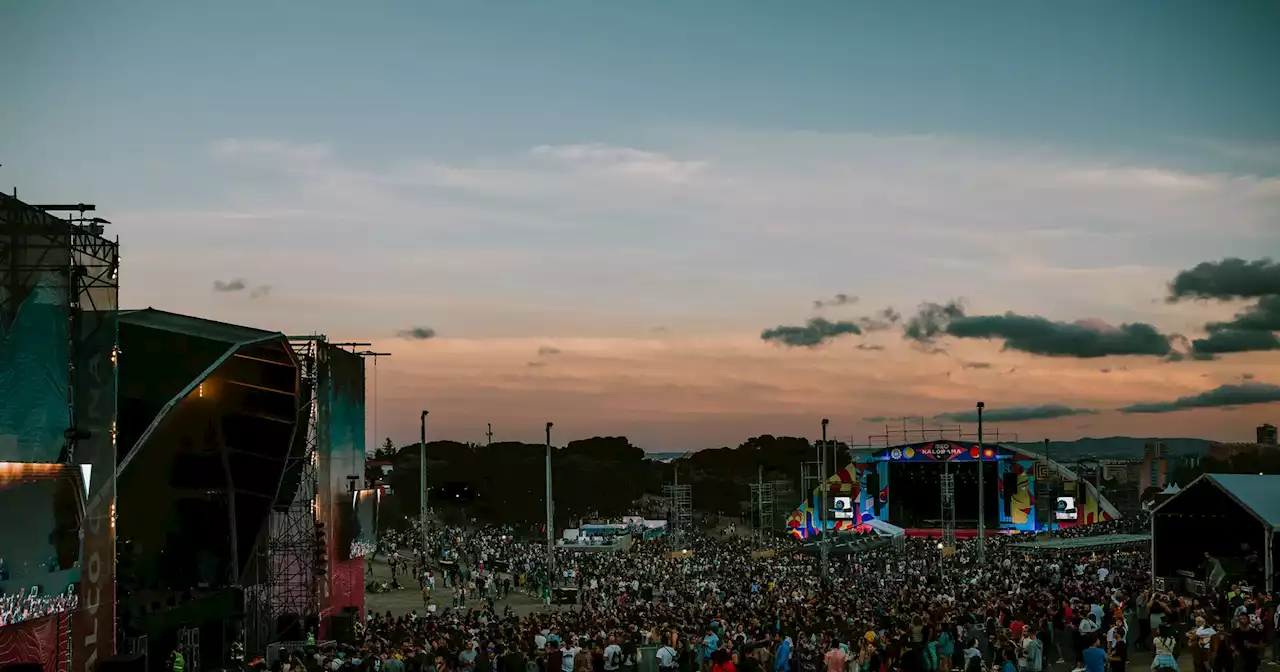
[364,553,567,618]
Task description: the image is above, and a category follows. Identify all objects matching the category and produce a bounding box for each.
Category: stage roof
[119,308,280,345]
[1010,533,1151,552]
[1162,474,1280,530]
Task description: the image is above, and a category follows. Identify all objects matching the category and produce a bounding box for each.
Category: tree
[374,437,395,459]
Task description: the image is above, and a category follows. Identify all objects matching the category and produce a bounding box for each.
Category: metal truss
[749,481,775,543]
[940,472,957,549]
[260,337,325,622]
[0,195,119,462]
[662,483,692,548]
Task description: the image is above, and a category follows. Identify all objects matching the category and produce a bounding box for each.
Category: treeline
[369,434,826,530]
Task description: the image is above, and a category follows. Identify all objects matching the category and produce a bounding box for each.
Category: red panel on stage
[0,614,69,672]
[326,558,366,618]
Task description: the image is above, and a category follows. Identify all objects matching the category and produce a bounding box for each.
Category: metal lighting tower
[976,401,986,565]
[486,423,493,446]
[819,418,831,581]
[420,410,429,552]
[544,421,555,593]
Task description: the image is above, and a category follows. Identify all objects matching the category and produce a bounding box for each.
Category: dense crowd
[0,584,78,627]
[269,513,1277,672]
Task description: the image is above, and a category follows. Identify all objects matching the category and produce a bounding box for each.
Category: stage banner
[317,345,366,621]
[0,613,69,672]
[71,302,118,672]
[0,262,71,463]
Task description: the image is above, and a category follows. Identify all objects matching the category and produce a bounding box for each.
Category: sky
[4,2,1280,451]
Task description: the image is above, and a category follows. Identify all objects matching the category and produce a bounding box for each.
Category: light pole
[976,401,986,565]
[420,410,429,553]
[820,418,830,581]
[544,421,555,600]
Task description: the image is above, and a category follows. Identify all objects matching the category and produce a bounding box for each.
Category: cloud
[249,285,271,299]
[1168,258,1280,301]
[398,327,437,340]
[961,362,993,370]
[856,343,884,351]
[1190,329,1280,358]
[526,360,547,368]
[903,300,1173,358]
[213,278,247,292]
[1119,382,1280,414]
[813,293,857,309]
[529,143,706,184]
[857,307,903,332]
[1243,373,1256,380]
[933,404,1098,423]
[904,300,966,344]
[761,317,861,348]
[863,416,889,423]
[537,346,562,356]
[1167,260,1280,357]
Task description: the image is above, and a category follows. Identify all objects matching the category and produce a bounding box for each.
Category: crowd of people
[0,584,78,627]
[254,512,1279,672]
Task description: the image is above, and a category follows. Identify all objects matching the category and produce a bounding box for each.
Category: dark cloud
[1191,329,1280,358]
[813,293,857,309]
[397,327,437,340]
[961,362,992,370]
[1167,261,1280,357]
[1243,373,1256,380]
[1119,382,1280,414]
[1207,295,1280,332]
[903,300,1173,358]
[862,416,888,423]
[537,346,562,356]
[526,361,547,368]
[949,314,1174,358]
[903,300,966,343]
[1167,258,1280,301]
[933,404,1097,423]
[213,278,247,292]
[761,317,861,348]
[857,307,902,332]
[249,285,271,299]
[856,343,884,351]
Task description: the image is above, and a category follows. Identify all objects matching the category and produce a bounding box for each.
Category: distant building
[1138,441,1171,492]
[1208,442,1265,461]
[1258,423,1278,446]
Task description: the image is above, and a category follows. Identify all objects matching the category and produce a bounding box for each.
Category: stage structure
[114,309,302,667]
[259,337,327,639]
[786,440,1120,538]
[663,482,691,548]
[1152,474,1277,593]
[749,474,775,545]
[0,193,120,672]
[313,343,368,634]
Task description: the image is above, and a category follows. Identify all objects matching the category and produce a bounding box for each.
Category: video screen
[0,463,88,627]
[832,496,854,519]
[348,488,379,559]
[1055,496,1077,521]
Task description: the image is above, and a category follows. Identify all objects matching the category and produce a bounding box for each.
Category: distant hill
[645,437,1216,461]
[1009,437,1214,460]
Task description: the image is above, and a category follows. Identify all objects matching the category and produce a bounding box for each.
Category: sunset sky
[4,2,1279,450]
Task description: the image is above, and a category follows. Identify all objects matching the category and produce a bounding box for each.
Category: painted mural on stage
[315,344,367,624]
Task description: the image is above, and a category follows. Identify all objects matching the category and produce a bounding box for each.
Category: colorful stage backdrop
[316,345,366,625]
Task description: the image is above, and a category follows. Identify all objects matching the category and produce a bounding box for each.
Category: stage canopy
[1009,533,1151,552]
[1152,473,1279,591]
[115,308,301,595]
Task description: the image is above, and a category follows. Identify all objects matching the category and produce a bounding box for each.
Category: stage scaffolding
[260,338,325,623]
[749,481,775,544]
[940,473,957,549]
[663,483,692,547]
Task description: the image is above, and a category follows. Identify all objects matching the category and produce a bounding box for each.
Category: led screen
[0,462,87,627]
[832,496,854,519]
[349,488,379,558]
[1055,496,1077,521]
